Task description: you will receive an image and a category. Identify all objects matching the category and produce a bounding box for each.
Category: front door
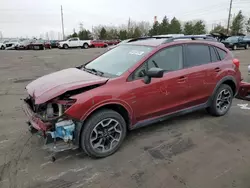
[125,45,189,122]
[68,38,78,47]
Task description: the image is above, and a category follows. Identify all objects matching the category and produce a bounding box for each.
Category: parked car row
[0,39,56,50]
[57,38,121,49]
[221,36,250,50]
[0,38,121,51]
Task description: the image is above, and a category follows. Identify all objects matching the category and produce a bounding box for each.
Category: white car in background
[58,37,92,49]
[5,39,21,50]
[0,39,8,50]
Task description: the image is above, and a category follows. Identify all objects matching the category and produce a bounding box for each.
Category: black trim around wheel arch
[208,76,237,105]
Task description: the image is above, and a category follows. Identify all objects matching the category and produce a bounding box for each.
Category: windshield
[84,44,153,77]
[225,36,239,42]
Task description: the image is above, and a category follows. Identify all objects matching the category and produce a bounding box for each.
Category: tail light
[233,58,240,69]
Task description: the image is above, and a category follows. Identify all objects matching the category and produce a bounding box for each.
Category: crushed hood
[26,68,108,104]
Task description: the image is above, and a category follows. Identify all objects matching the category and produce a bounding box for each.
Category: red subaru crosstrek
[23,37,243,158]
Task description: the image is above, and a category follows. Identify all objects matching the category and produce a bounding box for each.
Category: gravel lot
[0,48,250,188]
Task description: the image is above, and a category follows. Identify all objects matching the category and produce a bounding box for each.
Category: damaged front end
[23,95,81,152]
[21,67,109,153]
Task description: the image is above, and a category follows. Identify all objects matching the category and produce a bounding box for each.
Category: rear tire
[83,43,89,49]
[232,45,237,50]
[81,109,127,158]
[206,84,233,116]
[1,45,5,50]
[245,44,249,50]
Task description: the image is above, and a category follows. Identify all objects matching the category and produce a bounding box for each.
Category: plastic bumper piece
[22,101,52,131]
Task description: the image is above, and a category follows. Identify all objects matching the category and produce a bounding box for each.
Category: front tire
[245,44,249,50]
[1,45,5,50]
[206,84,233,116]
[232,45,237,50]
[63,44,69,49]
[81,109,127,158]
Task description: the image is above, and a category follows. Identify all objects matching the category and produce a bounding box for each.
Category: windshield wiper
[83,66,104,76]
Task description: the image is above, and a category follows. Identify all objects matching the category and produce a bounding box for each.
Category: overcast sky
[0,0,249,39]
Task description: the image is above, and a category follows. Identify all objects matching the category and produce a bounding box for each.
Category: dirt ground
[0,48,250,188]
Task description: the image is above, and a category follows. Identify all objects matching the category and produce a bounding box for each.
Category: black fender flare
[208,76,237,105]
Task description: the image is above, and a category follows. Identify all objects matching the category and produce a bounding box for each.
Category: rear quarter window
[209,46,219,62]
[216,47,227,60]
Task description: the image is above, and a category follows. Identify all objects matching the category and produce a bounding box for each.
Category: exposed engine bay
[25,96,76,143]
[23,84,102,147]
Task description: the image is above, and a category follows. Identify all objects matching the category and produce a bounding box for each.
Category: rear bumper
[22,101,52,131]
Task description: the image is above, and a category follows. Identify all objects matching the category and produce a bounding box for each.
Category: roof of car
[126,36,222,47]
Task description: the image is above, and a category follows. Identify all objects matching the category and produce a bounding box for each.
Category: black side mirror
[147,67,164,78]
[144,67,164,84]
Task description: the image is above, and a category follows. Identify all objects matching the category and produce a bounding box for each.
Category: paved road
[0,48,250,188]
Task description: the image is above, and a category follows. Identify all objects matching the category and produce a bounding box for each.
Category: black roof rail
[128,35,174,42]
[162,35,217,43]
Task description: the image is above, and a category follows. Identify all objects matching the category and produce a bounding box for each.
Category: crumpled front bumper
[22,101,52,131]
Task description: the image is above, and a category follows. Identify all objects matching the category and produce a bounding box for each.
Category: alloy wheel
[216,89,232,113]
[64,44,68,49]
[90,118,122,153]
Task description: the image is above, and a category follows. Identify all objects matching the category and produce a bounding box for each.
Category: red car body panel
[22,102,52,131]
[90,40,107,47]
[63,41,241,129]
[24,40,242,132]
[26,68,108,104]
[28,40,51,49]
[105,40,120,45]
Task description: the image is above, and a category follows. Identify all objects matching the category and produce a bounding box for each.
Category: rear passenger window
[209,46,219,62]
[216,48,227,60]
[185,44,211,67]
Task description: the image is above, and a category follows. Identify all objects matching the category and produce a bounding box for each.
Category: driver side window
[69,38,77,41]
[133,45,183,79]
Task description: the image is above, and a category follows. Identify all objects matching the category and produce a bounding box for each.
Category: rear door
[183,44,215,106]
